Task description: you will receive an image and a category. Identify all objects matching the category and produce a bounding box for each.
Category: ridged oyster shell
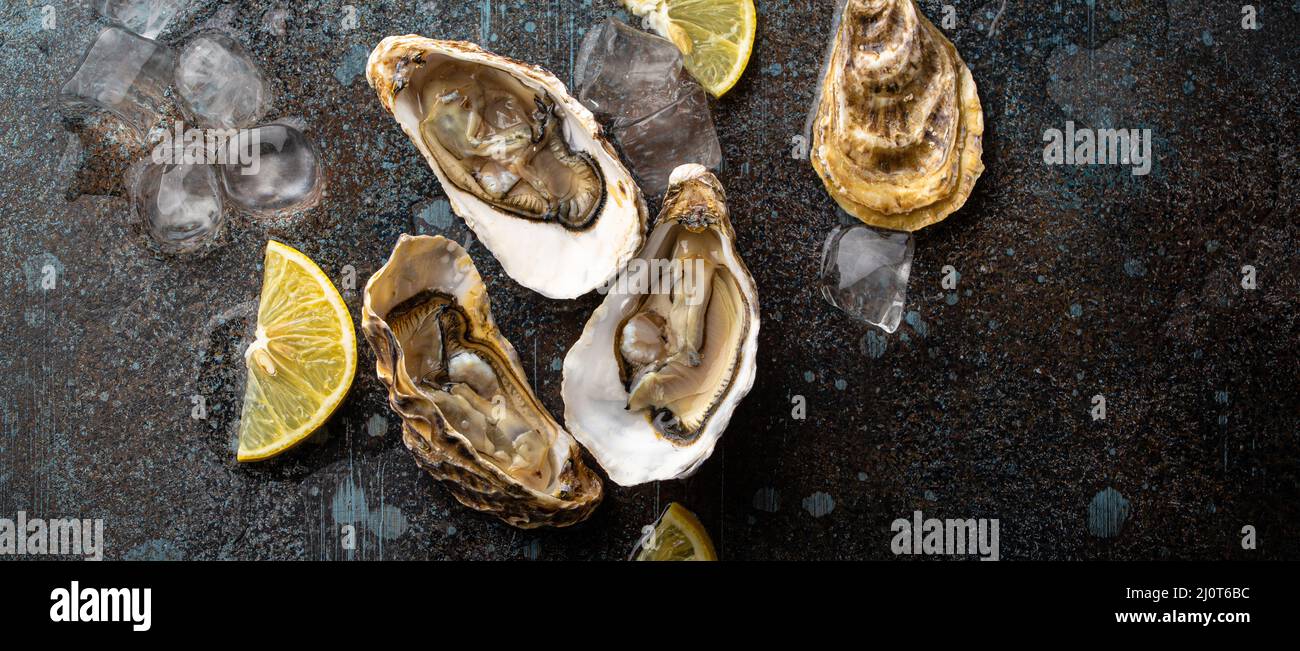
[811,0,984,231]
[361,235,602,527]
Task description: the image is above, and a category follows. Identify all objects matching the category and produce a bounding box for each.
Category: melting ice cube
[575,18,689,125]
[818,224,914,333]
[94,0,188,40]
[219,124,324,216]
[60,27,176,141]
[129,161,224,253]
[575,18,721,194]
[612,90,721,194]
[175,32,271,129]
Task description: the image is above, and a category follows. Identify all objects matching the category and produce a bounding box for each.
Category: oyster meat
[562,164,759,486]
[362,235,602,527]
[367,36,646,299]
[811,0,984,231]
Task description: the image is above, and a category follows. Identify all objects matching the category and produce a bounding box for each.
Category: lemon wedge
[634,503,718,561]
[624,0,757,97]
[236,240,357,462]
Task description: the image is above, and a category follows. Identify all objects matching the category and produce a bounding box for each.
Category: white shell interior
[389,47,644,299]
[562,171,760,485]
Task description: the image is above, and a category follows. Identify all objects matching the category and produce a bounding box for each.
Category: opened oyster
[361,235,602,527]
[563,165,759,486]
[367,36,646,299]
[811,0,984,231]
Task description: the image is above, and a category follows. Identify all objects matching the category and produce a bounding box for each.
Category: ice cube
[128,161,224,253]
[818,224,914,333]
[575,18,722,194]
[60,27,176,141]
[175,32,271,129]
[575,18,688,126]
[613,88,721,193]
[95,0,187,40]
[219,124,324,216]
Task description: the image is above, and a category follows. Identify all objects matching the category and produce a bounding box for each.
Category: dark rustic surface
[1,1,1296,560]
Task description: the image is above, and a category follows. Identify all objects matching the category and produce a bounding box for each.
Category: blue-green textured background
[0,1,1296,560]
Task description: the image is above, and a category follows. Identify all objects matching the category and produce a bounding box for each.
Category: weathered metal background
[0,1,1296,560]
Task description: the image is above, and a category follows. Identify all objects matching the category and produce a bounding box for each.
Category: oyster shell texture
[366,35,646,299]
[362,235,602,528]
[562,164,760,486]
[812,0,984,231]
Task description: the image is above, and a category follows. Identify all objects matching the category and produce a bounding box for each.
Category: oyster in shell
[367,36,646,299]
[811,0,984,231]
[562,164,759,486]
[362,235,602,527]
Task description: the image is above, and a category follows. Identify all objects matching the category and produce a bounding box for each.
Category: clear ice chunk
[819,224,914,333]
[59,27,176,141]
[95,0,187,40]
[575,18,721,194]
[575,18,688,125]
[129,161,224,253]
[175,32,271,129]
[219,124,324,216]
[612,90,721,194]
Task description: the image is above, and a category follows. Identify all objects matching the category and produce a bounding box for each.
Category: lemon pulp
[625,0,757,98]
[635,503,718,561]
[236,240,357,461]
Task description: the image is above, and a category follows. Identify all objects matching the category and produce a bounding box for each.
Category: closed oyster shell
[366,36,646,299]
[562,165,760,486]
[361,235,602,528]
[812,0,984,231]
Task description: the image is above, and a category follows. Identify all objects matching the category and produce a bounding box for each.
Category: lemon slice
[634,503,718,561]
[236,240,357,462]
[624,0,757,97]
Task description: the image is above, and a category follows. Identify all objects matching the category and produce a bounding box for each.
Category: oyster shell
[361,235,602,527]
[811,0,984,231]
[367,36,647,299]
[562,164,759,486]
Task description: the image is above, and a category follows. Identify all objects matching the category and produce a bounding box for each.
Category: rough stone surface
[0,1,1296,560]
